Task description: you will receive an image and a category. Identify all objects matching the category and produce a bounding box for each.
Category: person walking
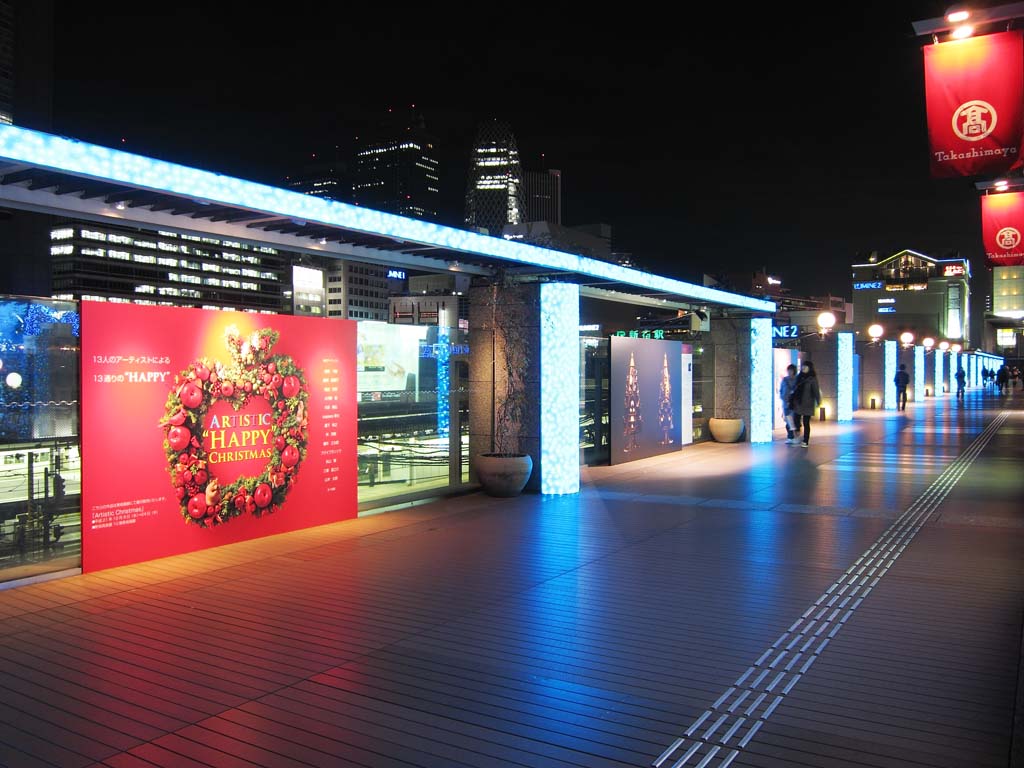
[894,363,910,412]
[997,364,1009,395]
[789,360,822,448]
[955,366,966,400]
[779,363,800,443]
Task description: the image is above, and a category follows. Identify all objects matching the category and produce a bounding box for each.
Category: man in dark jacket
[790,361,822,448]
[894,364,910,411]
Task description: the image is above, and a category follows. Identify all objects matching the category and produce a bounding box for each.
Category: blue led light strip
[884,340,897,410]
[749,318,772,443]
[914,345,925,401]
[0,124,775,313]
[540,283,580,495]
[837,333,853,422]
[436,326,450,439]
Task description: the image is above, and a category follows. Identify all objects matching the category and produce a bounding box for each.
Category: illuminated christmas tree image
[658,352,674,445]
[623,351,642,452]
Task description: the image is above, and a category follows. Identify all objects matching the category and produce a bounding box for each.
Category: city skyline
[49,3,988,299]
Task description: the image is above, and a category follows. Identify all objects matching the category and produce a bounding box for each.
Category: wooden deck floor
[1,391,1022,768]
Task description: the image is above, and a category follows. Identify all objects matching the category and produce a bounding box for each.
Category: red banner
[983,190,1024,267]
[81,303,357,572]
[925,31,1024,178]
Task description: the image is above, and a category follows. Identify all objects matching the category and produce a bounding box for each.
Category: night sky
[53,2,988,298]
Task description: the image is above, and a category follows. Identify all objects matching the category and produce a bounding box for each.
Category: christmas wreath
[160,326,309,528]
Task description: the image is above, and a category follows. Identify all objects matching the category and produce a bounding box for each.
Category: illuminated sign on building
[998,328,1017,346]
[614,329,666,340]
[772,324,799,338]
[885,283,928,291]
[877,298,895,304]
[943,264,966,277]
[386,269,407,280]
[854,281,884,290]
[878,307,896,313]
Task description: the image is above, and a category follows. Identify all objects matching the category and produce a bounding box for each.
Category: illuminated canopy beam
[0,125,775,314]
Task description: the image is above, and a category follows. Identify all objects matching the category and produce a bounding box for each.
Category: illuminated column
[749,318,772,443]
[540,283,579,494]
[837,332,853,422]
[436,308,450,439]
[950,351,959,387]
[884,340,897,410]
[935,350,945,394]
[914,345,925,402]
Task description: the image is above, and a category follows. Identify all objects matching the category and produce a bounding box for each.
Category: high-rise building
[286,157,350,202]
[48,222,289,314]
[465,120,524,235]
[0,1,13,125]
[325,260,390,321]
[0,0,55,297]
[0,0,53,128]
[351,110,440,221]
[524,169,561,225]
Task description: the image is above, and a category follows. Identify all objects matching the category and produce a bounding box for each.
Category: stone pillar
[468,281,579,494]
[859,341,885,410]
[800,333,839,421]
[710,317,771,442]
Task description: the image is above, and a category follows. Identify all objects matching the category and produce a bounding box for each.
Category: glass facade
[50,224,288,313]
[0,297,81,584]
[355,321,470,510]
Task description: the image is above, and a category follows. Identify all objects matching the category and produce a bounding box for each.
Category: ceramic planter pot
[708,417,745,443]
[475,453,533,497]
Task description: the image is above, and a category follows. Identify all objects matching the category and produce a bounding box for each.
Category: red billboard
[81,303,356,572]
[983,190,1024,266]
[925,31,1024,178]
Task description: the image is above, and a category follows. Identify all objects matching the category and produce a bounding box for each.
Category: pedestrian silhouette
[894,363,910,411]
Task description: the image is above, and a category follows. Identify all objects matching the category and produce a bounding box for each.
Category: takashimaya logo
[953,100,997,142]
[996,226,1021,249]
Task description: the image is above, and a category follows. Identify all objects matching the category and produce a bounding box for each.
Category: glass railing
[0,296,82,584]
[355,321,472,510]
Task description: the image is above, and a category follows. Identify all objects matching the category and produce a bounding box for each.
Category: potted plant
[474,277,535,496]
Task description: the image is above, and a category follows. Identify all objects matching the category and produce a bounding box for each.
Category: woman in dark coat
[790,360,822,448]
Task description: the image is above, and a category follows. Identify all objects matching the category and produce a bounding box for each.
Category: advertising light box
[610,335,683,465]
[81,303,356,572]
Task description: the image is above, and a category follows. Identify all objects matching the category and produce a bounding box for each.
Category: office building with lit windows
[851,249,970,344]
[48,222,288,313]
[325,260,390,321]
[351,114,439,221]
[286,158,349,203]
[465,120,524,235]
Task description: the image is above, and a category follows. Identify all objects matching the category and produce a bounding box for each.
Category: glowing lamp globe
[867,324,884,340]
[817,311,836,331]
[922,337,935,349]
[945,6,970,23]
[5,372,22,389]
[951,343,962,353]
[939,341,950,351]
[900,331,914,345]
